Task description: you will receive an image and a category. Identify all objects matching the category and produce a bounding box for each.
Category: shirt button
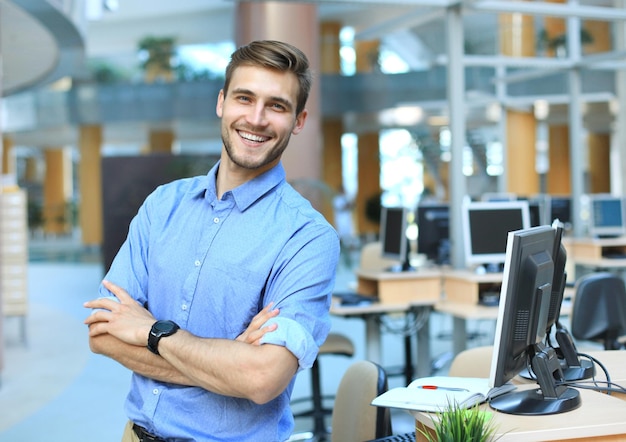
[182,304,188,311]
[194,260,201,267]
[153,388,159,395]
[213,217,219,223]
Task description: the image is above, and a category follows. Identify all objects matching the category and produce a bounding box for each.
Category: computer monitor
[462,200,531,271]
[588,194,626,238]
[379,206,412,271]
[488,225,581,415]
[528,200,543,227]
[548,196,572,228]
[481,192,517,202]
[521,223,595,381]
[416,203,450,265]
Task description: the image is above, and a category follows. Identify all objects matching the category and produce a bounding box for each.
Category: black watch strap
[147,320,180,356]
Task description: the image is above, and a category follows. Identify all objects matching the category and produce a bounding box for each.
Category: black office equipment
[488,225,581,415]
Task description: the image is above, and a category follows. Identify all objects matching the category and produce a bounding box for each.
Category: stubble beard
[221,125,290,171]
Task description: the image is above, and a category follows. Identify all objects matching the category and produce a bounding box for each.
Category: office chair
[571,272,626,350]
[291,333,355,440]
[330,360,392,442]
[359,241,402,271]
[447,346,494,377]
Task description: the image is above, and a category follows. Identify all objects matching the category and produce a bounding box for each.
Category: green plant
[138,36,177,71]
[88,61,128,84]
[419,401,500,442]
[537,28,594,53]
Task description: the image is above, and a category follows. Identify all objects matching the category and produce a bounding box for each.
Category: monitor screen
[588,194,626,238]
[488,225,581,415]
[528,201,542,227]
[462,200,530,269]
[416,203,449,264]
[379,206,411,271]
[548,196,572,226]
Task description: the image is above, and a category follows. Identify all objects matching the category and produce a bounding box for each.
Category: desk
[437,269,503,356]
[437,269,574,355]
[332,268,442,381]
[355,268,442,304]
[402,350,626,440]
[330,299,435,382]
[566,236,626,274]
[441,269,503,304]
[576,349,626,401]
[413,387,626,441]
[434,301,499,355]
[585,349,626,382]
[435,299,574,356]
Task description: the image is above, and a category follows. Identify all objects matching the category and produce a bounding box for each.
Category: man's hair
[223,40,312,116]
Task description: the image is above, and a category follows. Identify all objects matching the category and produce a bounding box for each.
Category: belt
[132,423,166,442]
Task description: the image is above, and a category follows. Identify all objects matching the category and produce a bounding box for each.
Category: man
[84,40,340,442]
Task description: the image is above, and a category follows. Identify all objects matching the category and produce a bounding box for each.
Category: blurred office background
[0,0,622,440]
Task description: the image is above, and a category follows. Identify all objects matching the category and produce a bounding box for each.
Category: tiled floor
[0,236,499,441]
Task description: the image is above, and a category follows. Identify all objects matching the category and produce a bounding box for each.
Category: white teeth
[240,131,268,143]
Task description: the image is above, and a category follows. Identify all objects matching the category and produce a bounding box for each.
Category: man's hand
[236,303,279,345]
[84,280,155,346]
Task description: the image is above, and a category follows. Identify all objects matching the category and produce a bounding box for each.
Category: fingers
[235,303,280,345]
[249,302,279,328]
[84,317,107,336]
[83,280,131,310]
[237,322,278,346]
[101,280,132,301]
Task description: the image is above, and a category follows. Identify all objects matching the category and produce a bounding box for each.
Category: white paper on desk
[371,376,516,413]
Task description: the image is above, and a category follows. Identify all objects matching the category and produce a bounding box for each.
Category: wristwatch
[147,320,180,355]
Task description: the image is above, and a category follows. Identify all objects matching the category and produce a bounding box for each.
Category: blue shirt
[100,161,340,442]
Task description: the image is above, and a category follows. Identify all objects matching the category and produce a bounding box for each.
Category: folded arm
[84,281,292,404]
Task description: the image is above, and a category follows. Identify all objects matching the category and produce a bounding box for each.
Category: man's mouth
[238,130,270,144]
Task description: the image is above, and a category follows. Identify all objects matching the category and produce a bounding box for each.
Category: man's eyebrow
[231,87,294,110]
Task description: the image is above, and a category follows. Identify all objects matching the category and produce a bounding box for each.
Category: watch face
[153,320,177,334]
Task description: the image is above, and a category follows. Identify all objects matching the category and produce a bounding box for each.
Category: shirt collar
[202,160,286,211]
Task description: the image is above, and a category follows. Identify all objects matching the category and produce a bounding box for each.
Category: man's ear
[292,109,308,135]
[216,89,225,117]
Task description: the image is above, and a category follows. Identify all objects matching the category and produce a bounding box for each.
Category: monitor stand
[554,327,596,380]
[387,238,415,272]
[518,330,595,382]
[490,344,581,415]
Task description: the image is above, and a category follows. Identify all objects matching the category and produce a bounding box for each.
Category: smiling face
[216,65,307,179]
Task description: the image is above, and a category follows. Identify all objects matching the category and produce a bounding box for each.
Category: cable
[577,351,612,393]
[378,306,430,337]
[561,379,626,395]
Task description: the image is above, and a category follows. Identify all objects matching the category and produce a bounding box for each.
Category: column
[320,21,343,194]
[506,110,539,196]
[320,21,345,226]
[146,128,175,154]
[235,1,322,210]
[584,20,612,195]
[78,125,103,246]
[499,6,538,197]
[43,148,73,235]
[588,133,611,193]
[2,135,15,177]
[24,156,41,183]
[547,125,571,194]
[357,133,381,237]
[615,0,626,197]
[354,39,382,237]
